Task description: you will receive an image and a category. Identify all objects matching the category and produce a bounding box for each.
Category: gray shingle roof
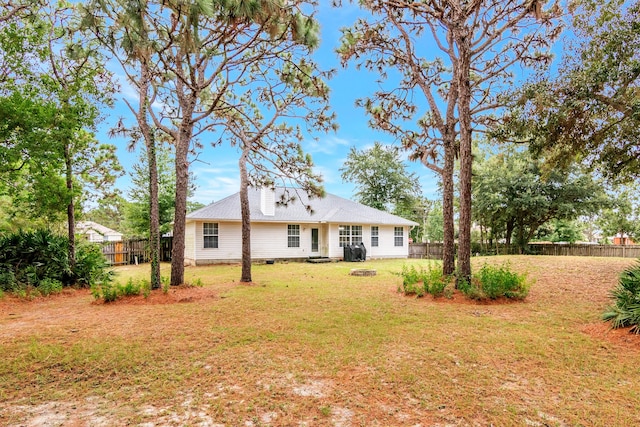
[187,187,418,226]
[76,221,123,236]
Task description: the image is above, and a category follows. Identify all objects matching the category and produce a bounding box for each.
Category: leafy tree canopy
[597,185,640,243]
[499,0,640,182]
[0,1,121,234]
[472,147,607,251]
[340,142,421,214]
[123,143,198,238]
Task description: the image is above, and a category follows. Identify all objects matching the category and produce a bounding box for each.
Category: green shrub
[190,277,204,287]
[457,276,482,300]
[37,278,63,296]
[161,275,170,294]
[602,261,640,333]
[120,278,141,297]
[75,241,113,288]
[92,277,155,303]
[460,262,530,300]
[398,263,453,298]
[422,264,452,298]
[401,265,421,287]
[0,268,16,291]
[99,281,119,303]
[397,265,425,297]
[142,280,151,298]
[91,279,121,303]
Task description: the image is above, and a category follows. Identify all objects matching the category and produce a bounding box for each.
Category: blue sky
[98,3,442,206]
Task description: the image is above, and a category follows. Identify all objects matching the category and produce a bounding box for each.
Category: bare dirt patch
[582,322,640,349]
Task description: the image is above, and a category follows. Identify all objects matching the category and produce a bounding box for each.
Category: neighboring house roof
[76,221,123,237]
[187,187,418,226]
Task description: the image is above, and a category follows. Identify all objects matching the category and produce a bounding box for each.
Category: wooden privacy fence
[101,237,173,265]
[528,242,640,258]
[409,242,444,259]
[409,242,640,260]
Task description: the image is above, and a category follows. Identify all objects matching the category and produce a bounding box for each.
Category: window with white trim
[203,223,218,248]
[352,225,362,244]
[339,225,350,247]
[394,226,404,247]
[339,225,363,247]
[288,224,300,248]
[371,226,379,247]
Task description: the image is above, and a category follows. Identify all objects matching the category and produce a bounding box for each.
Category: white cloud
[306,135,350,155]
[191,164,240,205]
[313,164,340,185]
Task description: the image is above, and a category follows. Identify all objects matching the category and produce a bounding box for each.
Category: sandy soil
[1,256,638,426]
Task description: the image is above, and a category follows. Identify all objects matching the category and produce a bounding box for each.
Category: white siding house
[184,187,418,265]
[76,221,123,243]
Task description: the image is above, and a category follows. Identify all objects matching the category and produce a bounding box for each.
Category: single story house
[76,221,123,243]
[613,233,635,245]
[184,187,418,265]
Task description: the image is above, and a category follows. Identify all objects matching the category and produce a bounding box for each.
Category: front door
[311,228,319,253]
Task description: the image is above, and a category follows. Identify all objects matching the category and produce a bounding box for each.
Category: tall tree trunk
[147,137,161,289]
[239,146,252,282]
[135,59,161,289]
[170,128,191,286]
[456,36,473,286]
[516,221,526,254]
[442,139,456,276]
[505,218,514,246]
[440,26,461,278]
[64,143,76,284]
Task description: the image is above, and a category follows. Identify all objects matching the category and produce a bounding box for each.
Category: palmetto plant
[0,229,111,293]
[602,261,640,333]
[0,230,71,291]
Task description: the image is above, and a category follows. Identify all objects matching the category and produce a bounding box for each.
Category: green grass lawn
[1,256,639,426]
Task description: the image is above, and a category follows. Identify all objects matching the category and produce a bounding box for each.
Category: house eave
[186,217,417,227]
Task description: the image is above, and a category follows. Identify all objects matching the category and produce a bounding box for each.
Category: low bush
[75,241,114,288]
[460,262,530,301]
[120,277,142,297]
[422,264,453,298]
[398,265,425,297]
[398,263,453,298]
[602,260,640,333]
[91,277,152,303]
[38,278,64,296]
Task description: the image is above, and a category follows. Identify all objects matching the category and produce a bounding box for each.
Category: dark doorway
[311,228,319,252]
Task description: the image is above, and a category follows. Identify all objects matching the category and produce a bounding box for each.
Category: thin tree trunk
[457,36,473,286]
[442,139,456,276]
[136,60,161,289]
[239,145,252,282]
[170,128,191,286]
[64,143,76,284]
[517,222,525,254]
[147,137,161,289]
[440,26,460,278]
[505,219,514,246]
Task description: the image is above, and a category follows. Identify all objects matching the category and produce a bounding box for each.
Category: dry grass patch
[0,256,639,426]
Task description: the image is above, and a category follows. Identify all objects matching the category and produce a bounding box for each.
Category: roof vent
[260,187,275,216]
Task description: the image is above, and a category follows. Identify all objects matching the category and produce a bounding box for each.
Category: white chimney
[260,187,275,216]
